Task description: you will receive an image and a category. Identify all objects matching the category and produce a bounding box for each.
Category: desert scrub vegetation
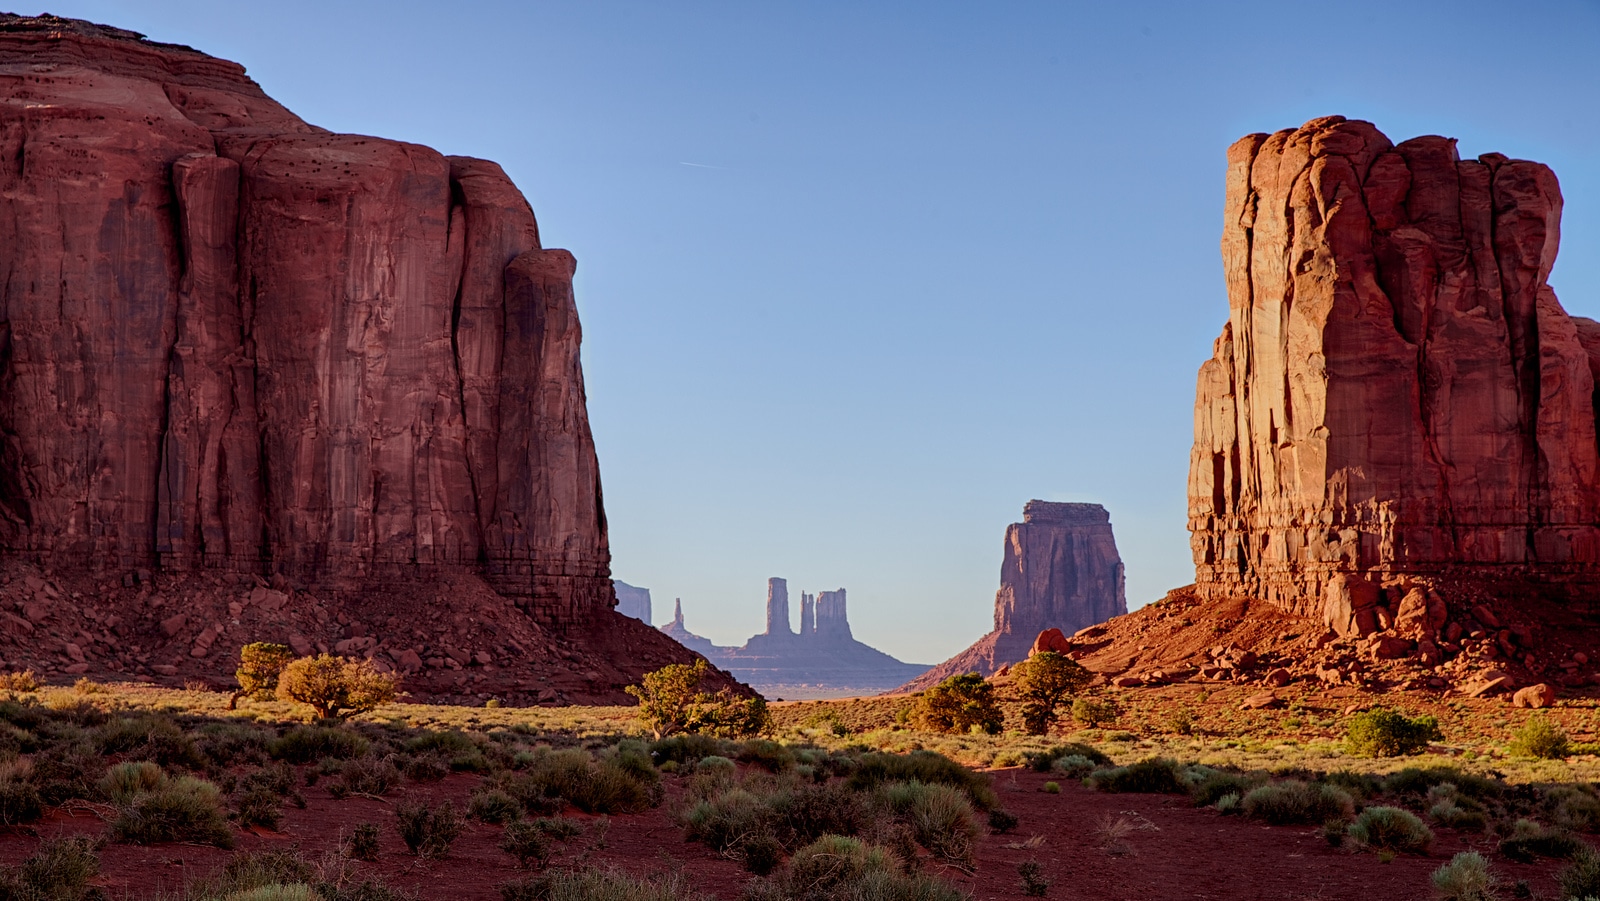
[395,798,465,858]
[1431,851,1498,901]
[1344,707,1443,758]
[500,867,708,901]
[1346,805,1433,853]
[1086,757,1192,794]
[490,746,661,815]
[1509,714,1570,759]
[0,835,102,901]
[108,770,234,848]
[1010,651,1091,735]
[1238,779,1354,825]
[499,816,584,868]
[910,673,1003,735]
[231,642,296,709]
[626,659,769,740]
[743,835,969,901]
[276,654,400,720]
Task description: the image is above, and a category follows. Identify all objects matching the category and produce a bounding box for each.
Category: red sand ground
[0,767,1574,900]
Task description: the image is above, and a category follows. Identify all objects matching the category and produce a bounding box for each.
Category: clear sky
[45,0,1600,663]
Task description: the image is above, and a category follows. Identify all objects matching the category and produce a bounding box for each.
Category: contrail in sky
[678,161,726,169]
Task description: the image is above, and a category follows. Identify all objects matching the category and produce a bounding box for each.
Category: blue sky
[49,0,1600,662]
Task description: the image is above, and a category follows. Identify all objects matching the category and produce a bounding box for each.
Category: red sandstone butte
[1189,116,1600,616]
[899,501,1126,691]
[0,16,608,626]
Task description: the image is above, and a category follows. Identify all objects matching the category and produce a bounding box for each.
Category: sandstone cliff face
[900,501,1126,690]
[0,16,611,626]
[1189,116,1600,614]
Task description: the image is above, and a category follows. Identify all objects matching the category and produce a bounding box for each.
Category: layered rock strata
[901,500,1127,691]
[613,580,652,623]
[0,15,611,626]
[1189,116,1600,615]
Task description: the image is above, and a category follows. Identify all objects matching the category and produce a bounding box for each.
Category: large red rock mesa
[900,501,1125,691]
[0,15,606,618]
[1190,116,1600,620]
[0,15,725,700]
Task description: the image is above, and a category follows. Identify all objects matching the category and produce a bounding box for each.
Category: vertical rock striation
[1189,116,1600,614]
[0,15,613,627]
[901,500,1127,690]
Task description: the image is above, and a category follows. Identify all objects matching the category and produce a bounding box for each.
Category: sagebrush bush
[881,781,978,864]
[500,748,660,815]
[1071,697,1119,728]
[648,733,725,767]
[1086,757,1186,794]
[96,715,203,769]
[1431,851,1497,901]
[1346,806,1432,853]
[1561,848,1600,901]
[1023,743,1110,772]
[235,785,284,830]
[268,725,370,763]
[1189,770,1260,808]
[846,751,997,810]
[1344,707,1442,758]
[99,761,166,803]
[0,835,101,901]
[499,867,707,901]
[1382,767,1503,802]
[1545,785,1600,833]
[344,822,382,861]
[1239,780,1354,826]
[277,654,399,720]
[336,755,402,796]
[910,673,1003,736]
[0,759,43,826]
[743,835,968,901]
[110,775,234,848]
[736,740,795,773]
[470,788,522,824]
[1509,715,1570,759]
[1499,818,1586,862]
[395,799,464,858]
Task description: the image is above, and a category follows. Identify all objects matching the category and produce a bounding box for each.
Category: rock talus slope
[0,15,730,699]
[1189,115,1600,615]
[899,501,1125,691]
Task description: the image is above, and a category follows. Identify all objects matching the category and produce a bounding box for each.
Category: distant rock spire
[673,598,684,628]
[765,577,792,635]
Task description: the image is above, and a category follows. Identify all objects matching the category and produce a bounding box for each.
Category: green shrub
[1346,806,1432,853]
[743,835,967,901]
[1214,792,1241,815]
[470,788,522,824]
[0,835,101,901]
[1344,708,1442,758]
[1545,785,1600,833]
[1560,848,1600,901]
[1429,800,1487,831]
[1321,769,1383,801]
[769,782,866,848]
[1071,697,1119,728]
[1086,757,1186,794]
[1499,818,1586,862]
[882,781,978,864]
[1431,851,1497,901]
[344,822,381,861]
[110,775,234,848]
[1239,780,1353,825]
[96,715,203,769]
[846,750,997,810]
[1012,651,1092,734]
[1382,767,1502,802]
[268,726,370,763]
[504,748,660,815]
[29,742,100,806]
[1023,743,1110,772]
[1050,755,1096,779]
[403,754,450,783]
[336,756,402,796]
[500,820,553,869]
[499,867,707,901]
[1190,770,1260,807]
[236,786,284,830]
[183,848,317,901]
[1509,715,1570,759]
[683,787,775,869]
[736,740,795,773]
[648,734,725,767]
[911,673,1003,735]
[0,760,43,826]
[406,731,489,772]
[196,722,274,769]
[988,808,1018,833]
[394,799,463,858]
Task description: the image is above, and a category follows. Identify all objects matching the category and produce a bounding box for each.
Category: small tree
[1344,707,1442,758]
[1012,651,1092,735]
[277,654,400,720]
[229,642,295,709]
[626,658,769,739]
[912,673,1003,735]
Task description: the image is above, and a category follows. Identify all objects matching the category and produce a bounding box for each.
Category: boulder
[1472,606,1502,630]
[1030,628,1073,656]
[1264,667,1292,687]
[1372,636,1413,660]
[1512,683,1557,708]
[1323,573,1379,638]
[1240,692,1282,710]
